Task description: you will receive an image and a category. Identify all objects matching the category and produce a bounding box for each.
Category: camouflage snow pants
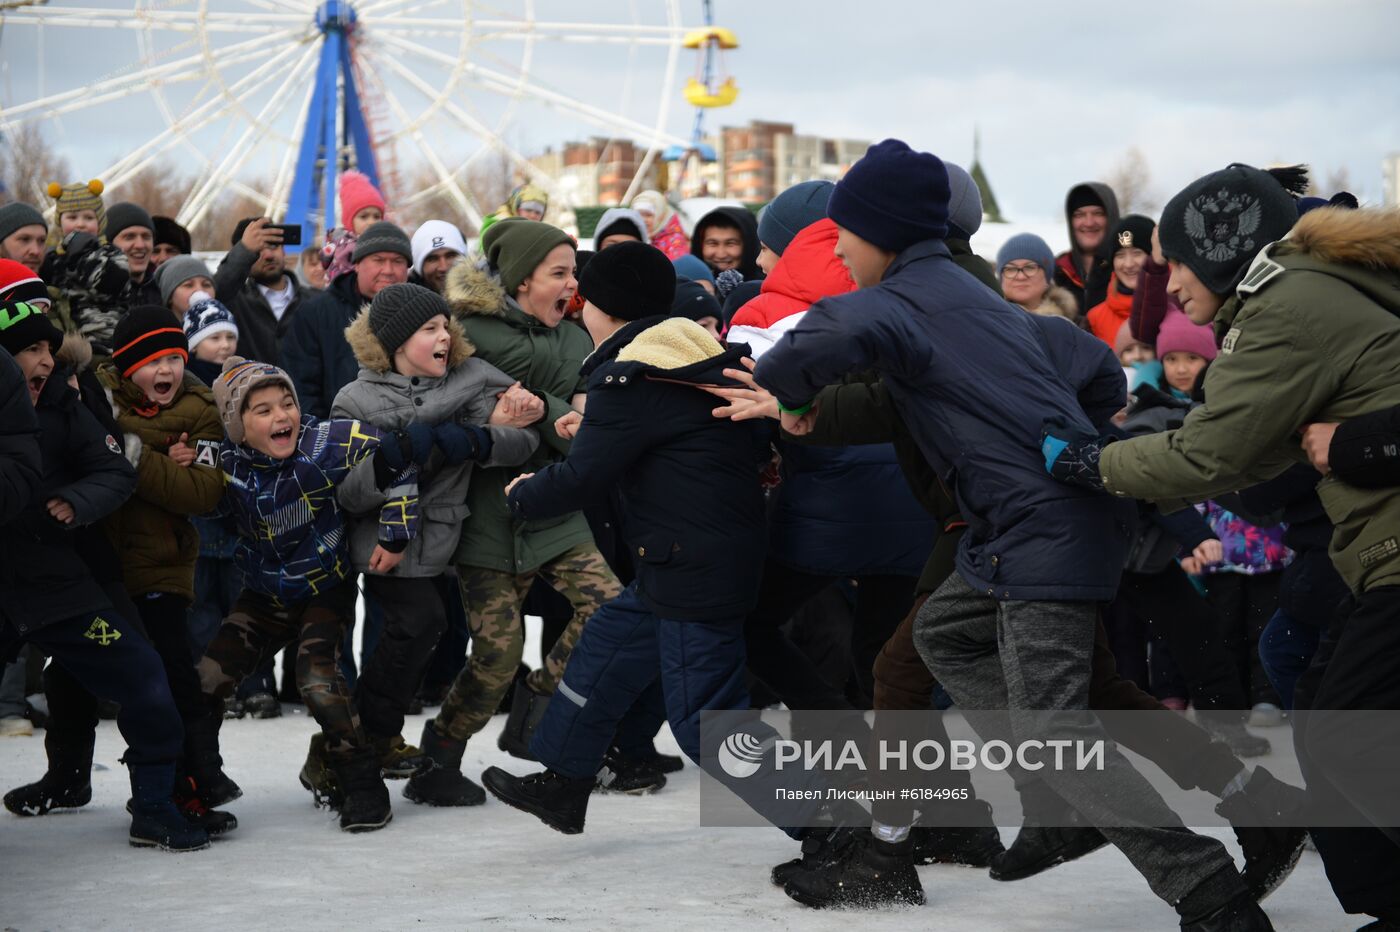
[434,545,621,743]
[196,582,368,760]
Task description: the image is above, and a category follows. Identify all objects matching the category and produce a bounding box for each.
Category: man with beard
[410,221,467,295]
[214,218,303,367]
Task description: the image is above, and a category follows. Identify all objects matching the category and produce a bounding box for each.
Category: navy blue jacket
[754,239,1128,602]
[0,348,41,526]
[1,374,136,636]
[509,317,767,621]
[282,272,363,419]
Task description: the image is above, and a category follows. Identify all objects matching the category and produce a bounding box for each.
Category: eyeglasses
[1001,263,1044,280]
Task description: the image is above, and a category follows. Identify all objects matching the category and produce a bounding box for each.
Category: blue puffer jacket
[219,415,417,603]
[755,239,1129,602]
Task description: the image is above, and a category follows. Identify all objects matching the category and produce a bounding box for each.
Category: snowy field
[0,705,1358,932]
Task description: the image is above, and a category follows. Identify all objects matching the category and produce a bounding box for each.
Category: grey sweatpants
[913,572,1240,910]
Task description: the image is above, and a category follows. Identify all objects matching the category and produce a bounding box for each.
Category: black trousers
[1294,586,1400,918]
[745,559,914,711]
[1112,566,1249,719]
[1206,571,1284,707]
[135,593,208,736]
[3,608,183,767]
[355,574,448,739]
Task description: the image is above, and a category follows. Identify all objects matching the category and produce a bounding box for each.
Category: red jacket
[1086,277,1133,347]
[726,219,853,354]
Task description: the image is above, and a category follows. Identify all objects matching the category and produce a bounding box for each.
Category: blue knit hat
[943,162,984,240]
[758,180,834,257]
[671,253,715,286]
[827,139,950,253]
[183,292,238,353]
[995,233,1054,282]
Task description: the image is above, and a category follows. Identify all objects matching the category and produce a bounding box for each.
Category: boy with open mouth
[95,306,239,835]
[194,355,435,833]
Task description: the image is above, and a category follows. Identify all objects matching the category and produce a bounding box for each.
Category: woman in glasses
[995,233,1079,320]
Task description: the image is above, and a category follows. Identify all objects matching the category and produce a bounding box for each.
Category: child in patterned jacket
[188,355,433,834]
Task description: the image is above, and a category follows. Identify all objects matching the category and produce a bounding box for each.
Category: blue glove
[434,422,493,466]
[1040,419,1110,491]
[378,421,435,472]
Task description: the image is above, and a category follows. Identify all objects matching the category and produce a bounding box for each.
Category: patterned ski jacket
[219,415,417,602]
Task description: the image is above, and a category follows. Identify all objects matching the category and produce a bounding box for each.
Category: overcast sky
[3,0,1397,225]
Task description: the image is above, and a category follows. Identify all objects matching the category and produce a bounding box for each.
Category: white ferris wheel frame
[0,0,694,229]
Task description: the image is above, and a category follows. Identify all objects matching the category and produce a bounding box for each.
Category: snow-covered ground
[0,706,1357,931]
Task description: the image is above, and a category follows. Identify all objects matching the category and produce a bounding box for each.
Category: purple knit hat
[1155,309,1218,361]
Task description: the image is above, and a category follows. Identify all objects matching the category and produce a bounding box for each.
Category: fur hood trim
[1033,286,1080,320]
[444,261,508,318]
[1278,207,1400,270]
[344,306,474,373]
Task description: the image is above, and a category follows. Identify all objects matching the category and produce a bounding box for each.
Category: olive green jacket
[444,262,595,574]
[1100,208,1400,593]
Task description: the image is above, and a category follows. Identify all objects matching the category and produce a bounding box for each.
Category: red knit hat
[0,258,51,309]
[339,171,386,227]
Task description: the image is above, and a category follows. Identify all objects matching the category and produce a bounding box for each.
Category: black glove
[433,422,493,466]
[377,421,435,472]
[1041,418,1112,492]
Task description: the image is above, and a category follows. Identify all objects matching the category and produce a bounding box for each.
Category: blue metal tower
[283,0,379,251]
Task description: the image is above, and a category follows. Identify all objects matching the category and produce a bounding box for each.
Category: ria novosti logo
[717,732,766,779]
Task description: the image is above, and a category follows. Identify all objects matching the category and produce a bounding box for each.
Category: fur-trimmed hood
[1030,286,1080,320]
[444,261,509,319]
[344,305,474,374]
[1278,207,1400,270]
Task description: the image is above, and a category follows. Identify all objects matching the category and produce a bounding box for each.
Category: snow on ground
[0,706,1356,932]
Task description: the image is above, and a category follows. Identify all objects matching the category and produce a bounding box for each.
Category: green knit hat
[481,218,574,294]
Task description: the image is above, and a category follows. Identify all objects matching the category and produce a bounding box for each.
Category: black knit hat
[103,202,154,241]
[1109,214,1155,255]
[1158,163,1308,296]
[827,139,950,253]
[670,278,722,323]
[112,305,188,377]
[579,241,676,322]
[0,299,63,357]
[368,282,451,358]
[351,220,412,265]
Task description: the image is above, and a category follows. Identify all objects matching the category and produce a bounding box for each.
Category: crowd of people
[0,143,1397,932]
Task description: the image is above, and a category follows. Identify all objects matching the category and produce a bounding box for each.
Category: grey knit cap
[369,282,451,358]
[155,254,212,306]
[103,201,154,241]
[0,202,47,243]
[351,220,412,265]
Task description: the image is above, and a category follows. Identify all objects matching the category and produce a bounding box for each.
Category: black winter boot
[127,763,210,852]
[497,681,550,761]
[481,766,594,834]
[990,783,1107,881]
[911,799,1006,867]
[782,833,925,909]
[4,738,93,816]
[403,721,485,807]
[1213,767,1307,902]
[771,826,863,887]
[594,746,668,795]
[183,711,242,807]
[331,751,393,833]
[126,775,238,838]
[1179,890,1274,931]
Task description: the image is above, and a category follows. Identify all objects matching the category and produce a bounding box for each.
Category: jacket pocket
[633,534,677,565]
[424,503,470,524]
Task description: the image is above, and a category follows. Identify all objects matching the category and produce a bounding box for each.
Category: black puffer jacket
[0,348,41,525]
[0,373,135,636]
[509,316,767,621]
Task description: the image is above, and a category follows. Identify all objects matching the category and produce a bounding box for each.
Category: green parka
[443,261,595,574]
[98,363,226,599]
[1099,207,1400,593]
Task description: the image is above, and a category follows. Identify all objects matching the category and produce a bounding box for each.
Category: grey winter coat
[331,309,539,577]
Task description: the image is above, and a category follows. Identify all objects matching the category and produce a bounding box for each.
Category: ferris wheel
[0,0,708,239]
